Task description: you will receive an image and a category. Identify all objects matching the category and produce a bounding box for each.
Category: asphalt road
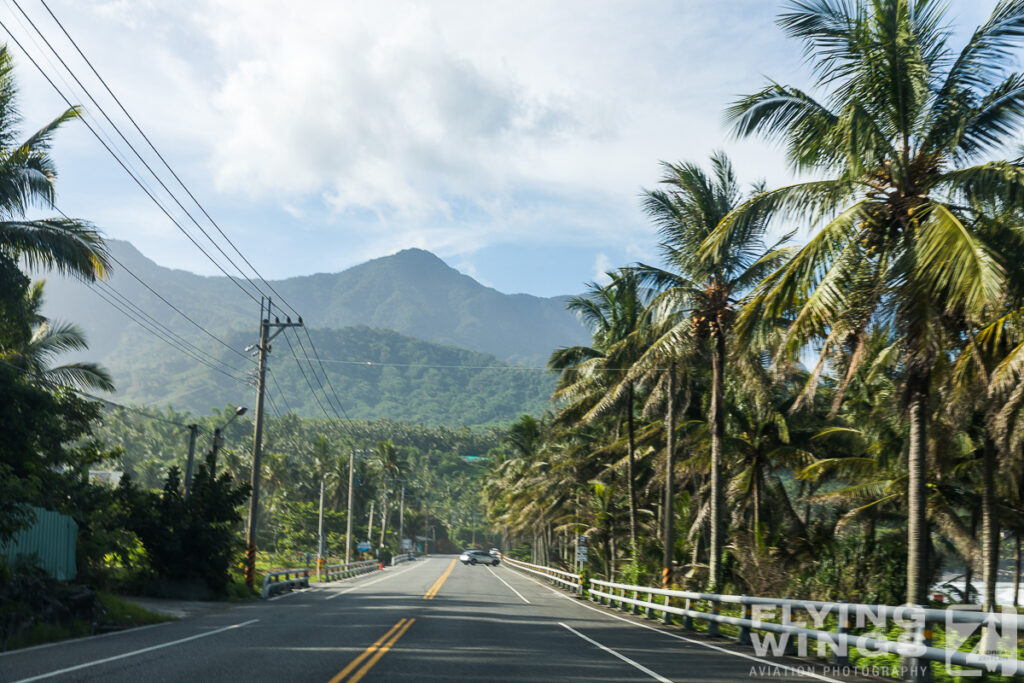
[0,556,876,682]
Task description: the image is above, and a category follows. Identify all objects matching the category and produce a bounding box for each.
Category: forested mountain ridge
[41,240,588,364]
[36,240,578,422]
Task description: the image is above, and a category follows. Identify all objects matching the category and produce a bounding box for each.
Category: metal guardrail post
[620,587,629,612]
[645,592,654,619]
[707,599,720,636]
[832,601,849,667]
[631,589,640,615]
[681,597,693,629]
[781,600,798,655]
[737,596,751,645]
[908,613,934,683]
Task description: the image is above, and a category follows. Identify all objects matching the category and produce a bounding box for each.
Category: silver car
[459,549,499,566]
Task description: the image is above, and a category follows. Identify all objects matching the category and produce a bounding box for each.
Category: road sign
[401,538,412,551]
[357,541,372,552]
[576,546,588,562]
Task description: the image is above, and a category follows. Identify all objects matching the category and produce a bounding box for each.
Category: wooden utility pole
[345,448,355,564]
[183,424,198,500]
[245,298,303,591]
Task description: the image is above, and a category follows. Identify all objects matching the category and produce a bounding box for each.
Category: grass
[3,591,170,652]
[96,591,172,627]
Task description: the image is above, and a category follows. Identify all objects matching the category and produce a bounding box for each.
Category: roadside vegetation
[485,0,1024,618]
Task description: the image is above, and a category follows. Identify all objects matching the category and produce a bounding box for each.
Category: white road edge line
[0,621,171,658]
[267,590,302,601]
[559,622,672,683]
[9,618,259,683]
[322,560,424,600]
[502,566,844,683]
[486,565,530,604]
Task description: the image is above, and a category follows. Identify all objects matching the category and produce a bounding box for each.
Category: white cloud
[593,253,613,285]
[9,0,1003,291]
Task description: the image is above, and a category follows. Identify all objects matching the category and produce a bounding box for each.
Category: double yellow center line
[328,618,415,683]
[423,559,456,600]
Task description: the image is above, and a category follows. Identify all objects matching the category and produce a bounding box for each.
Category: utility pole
[183,424,198,500]
[245,298,303,591]
[367,499,375,552]
[398,484,406,553]
[345,448,355,564]
[317,476,326,581]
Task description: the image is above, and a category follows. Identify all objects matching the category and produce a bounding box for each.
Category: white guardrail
[321,559,379,582]
[260,566,311,599]
[391,552,416,566]
[502,557,1024,681]
[500,554,583,594]
[262,559,381,598]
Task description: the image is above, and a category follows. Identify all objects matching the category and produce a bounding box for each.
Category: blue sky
[4,0,1002,298]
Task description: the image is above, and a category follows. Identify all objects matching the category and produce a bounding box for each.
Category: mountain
[111,325,557,426]
[39,240,584,423]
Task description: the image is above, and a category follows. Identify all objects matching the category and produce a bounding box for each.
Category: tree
[638,152,792,590]
[0,46,108,282]
[1,281,113,392]
[714,0,1024,605]
[550,269,656,556]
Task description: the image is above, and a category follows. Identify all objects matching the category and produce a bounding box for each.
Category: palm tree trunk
[981,436,999,610]
[379,498,389,548]
[753,468,761,536]
[906,370,929,605]
[626,382,639,555]
[1014,536,1021,608]
[965,511,976,604]
[709,332,725,591]
[662,363,676,589]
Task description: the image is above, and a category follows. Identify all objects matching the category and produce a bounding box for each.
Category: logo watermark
[743,603,1019,677]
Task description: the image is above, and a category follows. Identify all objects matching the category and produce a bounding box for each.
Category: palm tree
[713,0,1024,605]
[549,268,655,556]
[0,47,108,281]
[638,152,793,590]
[2,280,113,391]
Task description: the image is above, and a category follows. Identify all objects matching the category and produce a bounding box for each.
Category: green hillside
[111,325,556,426]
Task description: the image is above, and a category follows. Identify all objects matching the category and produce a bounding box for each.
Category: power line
[92,278,248,377]
[34,0,301,319]
[86,282,250,386]
[7,0,271,305]
[0,357,192,428]
[0,13,264,307]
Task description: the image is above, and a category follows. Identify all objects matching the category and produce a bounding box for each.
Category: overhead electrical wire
[33,0,301,319]
[0,12,263,306]
[2,2,370,428]
[86,283,250,386]
[6,0,272,306]
[0,357,193,429]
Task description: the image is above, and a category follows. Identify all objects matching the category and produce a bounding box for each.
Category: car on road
[459,549,499,566]
[488,548,500,556]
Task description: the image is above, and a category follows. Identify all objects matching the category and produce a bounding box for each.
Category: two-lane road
[0,557,871,682]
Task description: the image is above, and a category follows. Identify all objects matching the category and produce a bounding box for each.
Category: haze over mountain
[40,240,587,424]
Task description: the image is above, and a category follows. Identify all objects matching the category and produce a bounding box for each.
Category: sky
[1,0,1001,298]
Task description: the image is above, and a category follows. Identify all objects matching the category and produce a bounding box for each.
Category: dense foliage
[485,0,1024,610]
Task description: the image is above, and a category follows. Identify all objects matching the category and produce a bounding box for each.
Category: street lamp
[210,406,248,476]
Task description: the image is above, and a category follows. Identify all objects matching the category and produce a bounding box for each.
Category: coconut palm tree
[637,152,793,590]
[712,0,1024,605]
[2,280,112,391]
[549,268,656,556]
[0,47,107,281]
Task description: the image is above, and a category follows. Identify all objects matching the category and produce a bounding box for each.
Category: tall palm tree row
[484,0,1024,607]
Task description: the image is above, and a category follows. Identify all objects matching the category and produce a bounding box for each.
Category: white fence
[503,557,1024,681]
